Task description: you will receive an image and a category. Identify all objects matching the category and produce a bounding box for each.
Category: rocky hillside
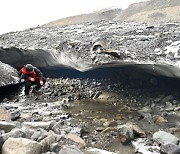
[46,0,180,26]
[116,0,180,23]
[123,6,180,23]
[116,0,180,19]
[46,8,122,26]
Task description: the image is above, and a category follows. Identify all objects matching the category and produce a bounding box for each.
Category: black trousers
[24,77,46,95]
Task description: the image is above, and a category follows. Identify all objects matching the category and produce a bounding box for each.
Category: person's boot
[25,89,30,97]
[24,92,30,98]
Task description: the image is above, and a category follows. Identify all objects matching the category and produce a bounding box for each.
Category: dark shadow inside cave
[0,83,21,100]
[41,64,180,86]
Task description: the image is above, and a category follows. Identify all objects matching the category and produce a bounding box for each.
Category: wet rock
[2,128,26,141]
[0,121,16,133]
[0,107,12,121]
[165,101,173,107]
[138,107,154,124]
[153,131,180,145]
[49,143,61,153]
[40,131,56,153]
[154,115,168,123]
[11,109,21,121]
[17,113,32,122]
[31,130,43,141]
[69,127,82,137]
[20,127,35,139]
[118,124,134,144]
[23,121,56,131]
[59,145,83,154]
[0,61,19,87]
[161,95,174,104]
[160,143,180,154]
[129,122,146,137]
[37,131,49,142]
[66,133,86,149]
[117,122,146,145]
[2,137,42,154]
[51,120,65,134]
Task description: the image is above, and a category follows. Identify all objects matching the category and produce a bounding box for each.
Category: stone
[2,137,42,154]
[40,131,56,153]
[66,133,86,149]
[2,128,26,141]
[36,129,49,142]
[118,124,134,144]
[49,143,61,153]
[161,95,174,104]
[129,123,146,137]
[31,130,42,141]
[17,113,32,122]
[0,61,19,87]
[59,145,83,154]
[153,131,179,145]
[0,107,11,121]
[138,109,154,124]
[69,127,82,137]
[23,121,56,131]
[0,121,16,133]
[154,115,168,123]
[11,109,21,121]
[160,143,180,154]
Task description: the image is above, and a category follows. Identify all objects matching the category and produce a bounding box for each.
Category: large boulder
[0,61,19,87]
[2,137,42,154]
[153,131,180,145]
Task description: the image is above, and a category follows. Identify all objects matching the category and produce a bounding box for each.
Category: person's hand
[29,78,35,82]
[40,80,44,85]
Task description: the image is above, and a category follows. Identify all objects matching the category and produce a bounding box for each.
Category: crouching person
[19,64,46,95]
